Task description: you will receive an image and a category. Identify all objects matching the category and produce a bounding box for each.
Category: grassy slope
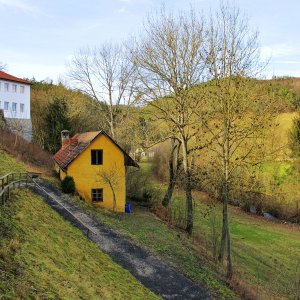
[190,193,300,299]
[66,161,300,300]
[0,151,159,300]
[66,197,237,300]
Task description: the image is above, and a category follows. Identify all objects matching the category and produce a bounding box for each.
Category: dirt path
[30,180,211,300]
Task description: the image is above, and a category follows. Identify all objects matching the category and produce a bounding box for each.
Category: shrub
[126,167,161,204]
[150,146,169,181]
[0,128,53,170]
[61,176,75,194]
[126,168,150,201]
[141,186,161,204]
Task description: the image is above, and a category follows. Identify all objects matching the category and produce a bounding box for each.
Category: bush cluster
[61,176,75,195]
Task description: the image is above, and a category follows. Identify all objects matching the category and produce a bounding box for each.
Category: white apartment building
[0,71,30,119]
[0,71,32,140]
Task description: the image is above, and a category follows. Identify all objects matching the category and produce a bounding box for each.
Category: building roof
[53,131,139,171]
[0,71,30,84]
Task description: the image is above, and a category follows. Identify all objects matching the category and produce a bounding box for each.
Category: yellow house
[54,130,138,212]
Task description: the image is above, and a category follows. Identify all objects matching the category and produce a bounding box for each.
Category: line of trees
[68,4,278,279]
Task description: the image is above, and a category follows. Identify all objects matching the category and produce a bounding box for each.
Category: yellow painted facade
[59,134,126,212]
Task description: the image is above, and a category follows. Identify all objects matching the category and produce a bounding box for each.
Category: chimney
[61,130,70,148]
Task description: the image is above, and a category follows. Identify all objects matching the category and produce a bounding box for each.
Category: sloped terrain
[0,151,158,300]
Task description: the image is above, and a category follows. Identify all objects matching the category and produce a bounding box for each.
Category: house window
[4,83,9,92]
[4,101,9,110]
[12,102,17,112]
[20,103,24,113]
[20,86,25,93]
[12,84,17,93]
[91,149,103,165]
[92,188,103,202]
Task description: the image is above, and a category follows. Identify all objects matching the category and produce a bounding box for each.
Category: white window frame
[4,101,9,110]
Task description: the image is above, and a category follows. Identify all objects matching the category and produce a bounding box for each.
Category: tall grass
[0,128,53,170]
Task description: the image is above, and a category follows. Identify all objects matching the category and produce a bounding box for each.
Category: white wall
[0,80,30,119]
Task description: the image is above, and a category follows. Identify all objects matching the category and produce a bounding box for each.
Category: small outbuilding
[54,130,138,212]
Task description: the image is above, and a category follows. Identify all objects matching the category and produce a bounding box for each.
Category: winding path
[30,179,212,300]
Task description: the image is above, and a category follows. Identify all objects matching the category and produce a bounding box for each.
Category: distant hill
[264,77,300,110]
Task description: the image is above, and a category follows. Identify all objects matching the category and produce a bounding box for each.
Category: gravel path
[30,179,212,300]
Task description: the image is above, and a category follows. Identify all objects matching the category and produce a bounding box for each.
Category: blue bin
[125,203,131,213]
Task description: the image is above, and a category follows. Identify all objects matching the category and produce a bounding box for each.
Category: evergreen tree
[44,97,71,153]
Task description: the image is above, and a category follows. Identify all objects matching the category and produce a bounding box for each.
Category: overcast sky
[1,0,300,82]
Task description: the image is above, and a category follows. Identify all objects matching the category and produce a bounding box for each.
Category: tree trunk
[218,184,227,262]
[181,137,193,235]
[162,139,180,207]
[109,182,117,212]
[226,208,233,279]
[185,170,193,235]
[162,176,176,207]
[109,119,115,139]
[218,120,233,278]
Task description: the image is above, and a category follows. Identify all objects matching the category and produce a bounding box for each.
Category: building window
[4,83,9,92]
[20,103,24,113]
[12,84,17,93]
[20,86,25,93]
[12,102,17,112]
[91,149,103,165]
[4,102,9,110]
[92,188,103,202]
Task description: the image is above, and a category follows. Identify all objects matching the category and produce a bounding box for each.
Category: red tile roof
[0,71,30,84]
[53,131,139,171]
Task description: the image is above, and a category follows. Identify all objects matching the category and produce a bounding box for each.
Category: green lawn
[66,162,300,300]
[189,193,300,299]
[0,151,159,300]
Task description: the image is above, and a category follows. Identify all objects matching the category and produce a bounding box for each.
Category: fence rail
[0,172,41,204]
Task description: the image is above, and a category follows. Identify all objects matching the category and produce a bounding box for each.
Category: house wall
[62,134,126,212]
[0,80,30,119]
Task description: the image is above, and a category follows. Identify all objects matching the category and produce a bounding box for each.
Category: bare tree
[0,62,6,71]
[133,8,209,234]
[205,3,277,279]
[68,42,139,139]
[97,163,122,212]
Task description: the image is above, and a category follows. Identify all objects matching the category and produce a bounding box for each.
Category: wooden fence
[0,172,41,204]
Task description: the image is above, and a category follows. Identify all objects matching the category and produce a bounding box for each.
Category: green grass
[188,193,300,299]
[66,195,238,299]
[0,151,159,300]
[66,161,300,299]
[0,190,159,299]
[260,161,295,185]
[0,150,26,176]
